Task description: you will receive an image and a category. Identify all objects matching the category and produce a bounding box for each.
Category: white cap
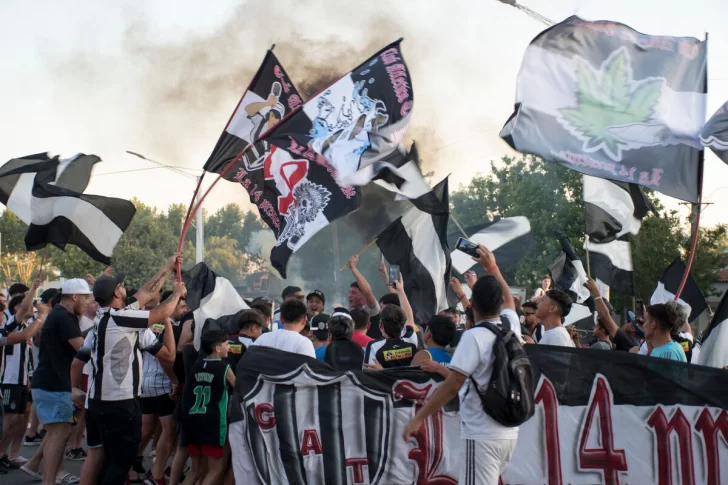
[61,279,92,295]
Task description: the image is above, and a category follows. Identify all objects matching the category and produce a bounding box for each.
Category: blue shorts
[31,389,74,425]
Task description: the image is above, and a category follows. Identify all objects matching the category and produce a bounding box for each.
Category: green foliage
[450,155,728,313]
[560,49,663,157]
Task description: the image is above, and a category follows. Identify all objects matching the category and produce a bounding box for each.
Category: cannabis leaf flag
[500,16,707,203]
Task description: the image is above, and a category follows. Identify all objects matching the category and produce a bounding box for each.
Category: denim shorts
[31,389,74,425]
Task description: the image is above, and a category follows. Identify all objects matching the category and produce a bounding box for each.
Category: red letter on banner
[695,409,728,485]
[647,407,695,485]
[577,376,627,485]
[534,378,563,485]
[255,403,276,430]
[301,429,323,455]
[345,458,368,484]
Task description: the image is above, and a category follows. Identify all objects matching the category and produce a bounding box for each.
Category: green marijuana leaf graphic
[559,48,664,160]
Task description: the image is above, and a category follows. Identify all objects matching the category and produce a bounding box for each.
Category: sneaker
[0,455,19,469]
[55,472,80,484]
[24,434,44,446]
[65,448,86,461]
[9,456,29,466]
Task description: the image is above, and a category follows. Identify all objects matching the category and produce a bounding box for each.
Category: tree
[449,155,728,312]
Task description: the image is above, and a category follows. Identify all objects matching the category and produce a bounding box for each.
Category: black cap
[306,290,325,305]
[281,286,302,299]
[312,313,330,340]
[93,272,125,303]
[40,288,59,304]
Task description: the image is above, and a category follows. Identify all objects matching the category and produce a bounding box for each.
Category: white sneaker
[9,456,29,466]
[56,472,80,484]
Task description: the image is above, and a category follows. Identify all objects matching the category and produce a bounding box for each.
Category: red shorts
[188,444,223,459]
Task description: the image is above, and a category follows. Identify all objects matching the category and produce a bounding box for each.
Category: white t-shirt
[539,326,575,347]
[449,308,522,441]
[252,329,316,358]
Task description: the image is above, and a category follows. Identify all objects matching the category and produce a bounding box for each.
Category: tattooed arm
[148,281,187,324]
[133,253,182,307]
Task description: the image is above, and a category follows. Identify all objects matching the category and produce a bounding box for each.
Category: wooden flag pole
[449,214,469,239]
[37,248,47,280]
[339,238,378,272]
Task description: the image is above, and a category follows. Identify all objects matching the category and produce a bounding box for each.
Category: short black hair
[282,286,302,299]
[522,301,537,311]
[545,289,572,317]
[426,315,457,347]
[465,306,474,326]
[329,316,354,340]
[647,303,681,333]
[8,283,29,296]
[379,293,400,307]
[280,299,307,325]
[8,295,25,314]
[471,276,503,317]
[440,307,458,318]
[380,305,407,338]
[349,307,370,330]
[237,309,265,332]
[201,330,227,356]
[250,301,272,320]
[350,282,361,290]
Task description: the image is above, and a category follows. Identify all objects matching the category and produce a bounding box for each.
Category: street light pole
[125,151,204,263]
[196,175,204,264]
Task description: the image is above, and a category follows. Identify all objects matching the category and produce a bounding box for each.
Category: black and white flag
[500,16,707,202]
[377,178,451,324]
[25,166,135,264]
[696,288,728,369]
[448,216,531,275]
[700,101,728,164]
[182,262,249,350]
[583,174,655,243]
[549,233,589,304]
[651,257,707,322]
[261,40,425,195]
[203,50,303,176]
[371,142,431,200]
[0,153,101,224]
[584,239,634,295]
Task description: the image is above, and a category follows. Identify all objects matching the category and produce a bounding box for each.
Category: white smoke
[245,229,316,292]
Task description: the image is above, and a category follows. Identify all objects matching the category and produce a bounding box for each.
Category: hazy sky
[1,0,727,227]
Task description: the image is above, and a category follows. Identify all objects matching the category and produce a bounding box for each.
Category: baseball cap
[281,286,302,299]
[40,288,59,304]
[61,279,93,295]
[307,290,325,305]
[93,272,125,302]
[312,313,330,340]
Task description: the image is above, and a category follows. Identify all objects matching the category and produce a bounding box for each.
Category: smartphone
[455,237,480,257]
[635,299,644,319]
[389,264,400,285]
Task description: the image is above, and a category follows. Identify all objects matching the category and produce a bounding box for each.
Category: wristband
[594,296,603,301]
[486,265,497,273]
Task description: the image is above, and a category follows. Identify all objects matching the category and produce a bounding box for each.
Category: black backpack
[469,316,536,427]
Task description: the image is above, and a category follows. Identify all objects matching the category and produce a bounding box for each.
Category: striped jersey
[0,315,34,386]
[141,321,174,398]
[364,327,419,369]
[88,302,160,401]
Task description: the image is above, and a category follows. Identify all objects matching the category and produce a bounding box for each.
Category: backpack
[469,316,536,427]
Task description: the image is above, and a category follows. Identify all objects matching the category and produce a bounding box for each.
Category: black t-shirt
[366,313,383,340]
[180,358,230,446]
[325,338,365,371]
[32,305,82,392]
[612,329,637,352]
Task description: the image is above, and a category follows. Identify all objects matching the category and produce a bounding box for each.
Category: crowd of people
[0,244,697,485]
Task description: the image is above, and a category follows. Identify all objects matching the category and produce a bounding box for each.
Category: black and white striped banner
[232,345,728,485]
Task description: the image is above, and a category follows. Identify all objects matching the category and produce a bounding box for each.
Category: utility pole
[196,175,205,264]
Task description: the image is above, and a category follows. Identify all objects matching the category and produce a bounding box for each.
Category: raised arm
[15,278,40,323]
[245,96,277,117]
[449,277,470,309]
[348,255,377,306]
[393,273,415,329]
[378,260,397,294]
[585,278,619,337]
[474,245,515,311]
[134,254,181,308]
[148,281,186,325]
[153,318,177,364]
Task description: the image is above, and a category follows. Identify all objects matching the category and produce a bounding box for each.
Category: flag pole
[449,214,469,239]
[674,31,708,301]
[584,235,592,278]
[339,238,378,272]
